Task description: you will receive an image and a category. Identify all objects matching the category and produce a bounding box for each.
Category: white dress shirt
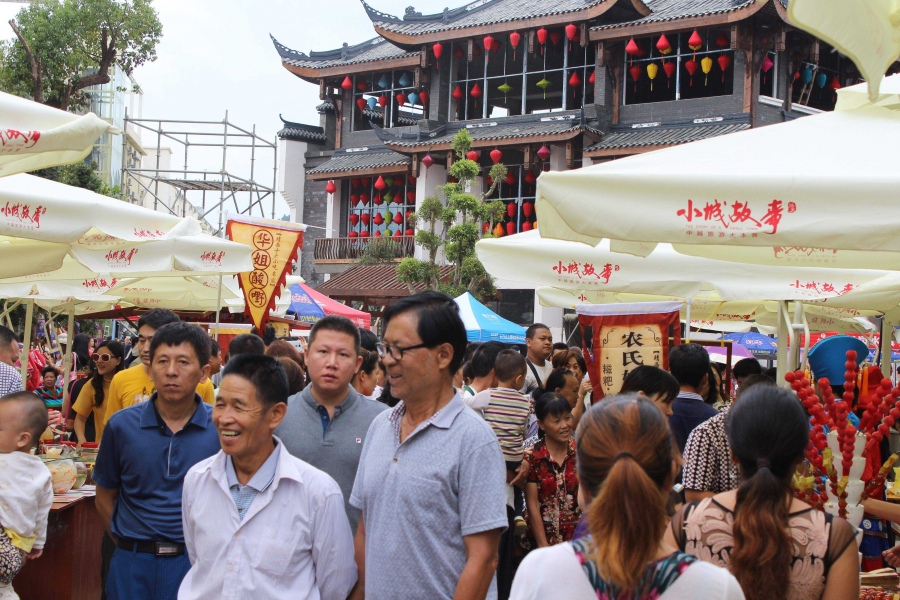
[178,437,357,600]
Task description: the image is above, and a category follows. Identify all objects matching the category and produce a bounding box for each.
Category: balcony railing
[314,236,415,263]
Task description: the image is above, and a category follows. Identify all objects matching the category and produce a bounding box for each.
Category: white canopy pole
[18,299,33,390]
[881,316,893,378]
[60,304,75,428]
[776,300,791,388]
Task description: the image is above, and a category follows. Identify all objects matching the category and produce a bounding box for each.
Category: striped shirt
[484,387,532,463]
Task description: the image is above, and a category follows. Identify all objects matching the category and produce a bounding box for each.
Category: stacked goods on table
[861,569,900,592]
[790,350,899,543]
[860,586,899,599]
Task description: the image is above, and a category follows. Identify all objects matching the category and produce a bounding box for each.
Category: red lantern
[483,35,494,54]
[589,70,595,84]
[524,170,536,184]
[419,90,429,105]
[351,178,361,189]
[490,149,502,164]
[507,203,516,218]
[325,180,336,194]
[393,229,403,238]
[486,176,493,186]
[688,30,702,58]
[374,230,382,237]
[537,28,548,54]
[357,78,367,91]
[360,193,370,205]
[565,23,577,50]
[522,221,532,232]
[829,76,841,91]
[537,145,550,161]
[550,31,561,46]
[393,212,403,224]
[373,213,384,226]
[454,46,465,58]
[483,223,490,234]
[629,65,641,81]
[663,61,676,79]
[510,31,521,59]
[506,221,516,236]
[373,193,383,206]
[356,98,367,112]
[378,96,388,109]
[625,38,639,65]
[569,71,581,97]
[452,86,464,100]
[491,39,501,53]
[406,191,416,203]
[396,92,407,106]
[433,43,443,59]
[349,213,359,226]
[715,32,729,48]
[405,228,415,236]
[470,83,482,98]
[505,171,515,185]
[408,173,416,184]
[374,176,386,190]
[523,202,533,217]
[656,34,671,54]
[422,154,434,168]
[406,211,413,221]
[684,59,698,85]
[361,213,371,226]
[351,194,360,206]
[361,177,371,187]
[395,174,405,185]
[466,150,479,161]
[717,55,731,82]
[360,230,370,238]
[349,231,358,238]
[341,76,352,90]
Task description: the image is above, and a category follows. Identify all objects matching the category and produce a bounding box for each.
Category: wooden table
[13,495,103,600]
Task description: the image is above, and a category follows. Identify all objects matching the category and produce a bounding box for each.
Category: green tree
[397,129,506,300]
[2,0,162,110]
[32,161,120,198]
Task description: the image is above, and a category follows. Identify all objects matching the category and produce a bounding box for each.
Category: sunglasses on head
[92,353,114,363]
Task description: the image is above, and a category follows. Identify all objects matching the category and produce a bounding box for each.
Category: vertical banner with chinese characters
[226,215,306,331]
[577,302,682,401]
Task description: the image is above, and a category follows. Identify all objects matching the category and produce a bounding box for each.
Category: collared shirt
[0,361,22,396]
[179,437,357,600]
[682,406,740,494]
[523,438,581,547]
[225,442,280,521]
[92,394,221,543]
[669,391,719,454]
[350,394,508,600]
[276,385,387,535]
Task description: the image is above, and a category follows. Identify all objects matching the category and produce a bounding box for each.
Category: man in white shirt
[522,324,553,394]
[179,354,357,600]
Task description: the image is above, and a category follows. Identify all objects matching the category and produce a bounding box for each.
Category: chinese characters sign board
[226,216,306,331]
[577,302,681,401]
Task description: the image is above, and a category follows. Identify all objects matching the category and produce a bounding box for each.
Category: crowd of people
[1,295,898,600]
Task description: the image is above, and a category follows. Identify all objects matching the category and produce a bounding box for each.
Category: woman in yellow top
[72,340,124,444]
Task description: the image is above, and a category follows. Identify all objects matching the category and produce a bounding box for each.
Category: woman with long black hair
[72,340,124,444]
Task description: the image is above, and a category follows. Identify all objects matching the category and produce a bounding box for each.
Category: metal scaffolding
[120,111,278,235]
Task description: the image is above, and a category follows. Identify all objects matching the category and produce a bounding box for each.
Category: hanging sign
[578,302,682,400]
[226,214,306,331]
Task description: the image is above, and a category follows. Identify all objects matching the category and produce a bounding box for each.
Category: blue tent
[454,292,526,344]
[724,332,778,359]
[285,283,327,326]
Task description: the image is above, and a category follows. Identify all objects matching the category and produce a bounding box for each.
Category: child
[34,366,63,409]
[0,391,54,598]
[524,391,582,548]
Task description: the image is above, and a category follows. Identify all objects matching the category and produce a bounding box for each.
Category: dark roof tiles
[307,148,411,175]
[592,0,756,32]
[316,264,454,296]
[374,113,585,148]
[271,34,418,70]
[585,121,749,152]
[277,116,326,143]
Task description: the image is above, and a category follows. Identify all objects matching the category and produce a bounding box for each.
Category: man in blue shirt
[668,342,718,454]
[94,322,220,600]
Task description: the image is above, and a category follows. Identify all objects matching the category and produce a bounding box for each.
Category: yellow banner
[226,216,305,331]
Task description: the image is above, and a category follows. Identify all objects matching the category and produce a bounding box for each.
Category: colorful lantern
[393,229,403,238]
[351,178,360,189]
[663,61,676,87]
[537,28,548,54]
[507,203,516,218]
[537,145,551,161]
[566,23,577,50]
[362,213,371,226]
[829,76,841,92]
[761,54,774,84]
[625,38,639,64]
[505,221,515,236]
[396,92,408,106]
[408,173,416,184]
[569,71,581,97]
[493,223,504,237]
[377,75,390,89]
[490,149,502,164]
[398,72,411,87]
[589,70,595,84]
[715,32,729,48]
[404,191,414,204]
[405,228,415,236]
[483,35,494,55]
[522,221,532,232]
[505,171,516,185]
[688,30,702,57]
[454,45,465,58]
[684,59,698,85]
[351,194,360,206]
[419,90,429,105]
[701,56,713,85]
[360,192,370,205]
[373,193,383,206]
[405,210,413,221]
[374,176,386,191]
[816,72,827,88]
[646,63,658,90]
[491,39,501,53]
[349,231,358,238]
[498,82,513,101]
[452,85,464,112]
[717,55,731,82]
[523,201,533,217]
[408,92,419,106]
[629,64,641,92]
[378,96,388,109]
[384,191,394,204]
[393,212,403,224]
[550,31,561,46]
[374,230,381,237]
[466,150,479,161]
[361,177,371,187]
[524,170,536,184]
[800,67,813,85]
[341,76,353,90]
[360,230,370,238]
[373,212,384,226]
[433,43,443,59]
[536,78,550,98]
[349,213,359,226]
[384,210,393,224]
[470,83,482,98]
[395,174,405,185]
[366,96,377,110]
[357,78,368,91]
[422,154,434,179]
[510,31,521,59]
[656,35,671,55]
[325,180,336,194]
[356,98,367,112]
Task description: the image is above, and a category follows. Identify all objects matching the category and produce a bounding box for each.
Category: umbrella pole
[19,299,34,390]
[214,275,223,341]
[60,305,75,430]
[789,302,803,372]
[881,316,893,378]
[685,298,692,339]
[776,300,791,389]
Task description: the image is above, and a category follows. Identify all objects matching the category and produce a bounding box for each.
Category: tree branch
[8,19,42,103]
[66,31,117,110]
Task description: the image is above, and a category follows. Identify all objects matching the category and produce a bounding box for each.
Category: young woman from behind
[511,394,743,600]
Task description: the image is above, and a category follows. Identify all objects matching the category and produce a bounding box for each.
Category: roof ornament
[442,7,450,23]
[341,43,349,61]
[404,6,422,19]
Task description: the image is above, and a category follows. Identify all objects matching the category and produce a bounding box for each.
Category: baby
[0,391,53,599]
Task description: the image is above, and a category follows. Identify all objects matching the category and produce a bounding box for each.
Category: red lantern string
[625,38,639,66]
[565,24,577,52]
[509,31,520,60]
[433,43,443,59]
[718,55,731,83]
[537,28,548,55]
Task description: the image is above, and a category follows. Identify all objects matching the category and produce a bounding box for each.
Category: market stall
[453,292,526,344]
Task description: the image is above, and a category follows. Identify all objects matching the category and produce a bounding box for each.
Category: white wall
[277,138,308,223]
[414,161,447,263]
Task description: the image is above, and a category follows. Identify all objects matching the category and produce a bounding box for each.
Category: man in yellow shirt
[104,309,214,426]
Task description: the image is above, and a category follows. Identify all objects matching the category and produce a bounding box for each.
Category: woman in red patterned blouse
[524,391,582,547]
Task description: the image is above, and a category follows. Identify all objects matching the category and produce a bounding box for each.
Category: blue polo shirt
[669,391,719,454]
[93,394,221,543]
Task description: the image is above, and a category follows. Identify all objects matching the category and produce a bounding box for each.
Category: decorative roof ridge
[272,32,407,64]
[610,113,750,131]
[279,114,325,133]
[374,110,586,143]
[591,0,756,31]
[316,100,334,113]
[362,0,608,29]
[332,144,405,156]
[270,34,307,61]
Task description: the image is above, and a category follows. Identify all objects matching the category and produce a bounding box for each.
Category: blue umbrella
[454,292,526,343]
[867,349,900,362]
[286,283,326,326]
[723,332,778,359]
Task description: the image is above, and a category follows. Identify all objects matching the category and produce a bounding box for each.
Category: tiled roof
[585,118,749,153]
[277,116,326,143]
[316,264,454,298]
[270,34,418,70]
[316,100,334,113]
[591,0,756,32]
[373,112,587,149]
[361,108,419,126]
[306,147,411,176]
[362,0,632,36]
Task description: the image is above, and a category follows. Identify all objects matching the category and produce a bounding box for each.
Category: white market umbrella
[0,92,120,177]
[836,74,900,112]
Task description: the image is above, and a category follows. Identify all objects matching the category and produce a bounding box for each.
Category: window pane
[526,70,564,114]
[485,76,522,118]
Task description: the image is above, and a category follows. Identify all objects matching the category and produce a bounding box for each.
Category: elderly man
[179,354,356,600]
[350,291,507,600]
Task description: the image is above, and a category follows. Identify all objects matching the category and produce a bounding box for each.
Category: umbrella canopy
[707,343,754,366]
[836,74,900,111]
[533,104,900,264]
[292,282,371,330]
[454,292,527,344]
[286,283,327,326]
[0,92,120,177]
[724,332,779,359]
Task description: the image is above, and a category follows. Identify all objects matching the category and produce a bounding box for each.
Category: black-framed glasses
[376,342,430,361]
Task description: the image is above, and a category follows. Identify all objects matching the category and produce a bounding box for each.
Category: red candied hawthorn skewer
[864,384,900,454]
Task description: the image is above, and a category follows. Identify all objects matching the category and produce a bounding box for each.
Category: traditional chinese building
[273,0,860,333]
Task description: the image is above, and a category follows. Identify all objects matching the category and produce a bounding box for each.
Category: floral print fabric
[524,438,582,547]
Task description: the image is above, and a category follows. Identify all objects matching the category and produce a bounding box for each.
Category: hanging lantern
[537,28,548,54]
[505,221,515,236]
[422,153,434,179]
[536,78,550,99]
[569,70,581,97]
[366,96,377,110]
[384,191,394,204]
[498,82,512,101]
[349,213,359,226]
[356,98,367,112]
[378,96,388,109]
[325,180,337,195]
[393,212,403,224]
[361,213,371,226]
[392,229,402,238]
[550,31,562,47]
[408,173,416,184]
[405,228,415,236]
[419,89,429,105]
[688,30,702,58]
[377,75,390,89]
[490,149,503,164]
[384,210,393,224]
[351,178,361,189]
[407,190,415,203]
[510,31,521,59]
[433,43,443,59]
[374,230,382,237]
[408,92,419,106]
[829,76,841,91]
[625,38,639,65]
[684,59,698,85]
[466,150,479,161]
[360,192,370,205]
[800,67,813,85]
[589,70,596,84]
[373,193,383,206]
[646,63,658,90]
[361,177,371,187]
[717,55,731,82]
[537,145,551,161]
[715,32,729,48]
[349,231,358,238]
[761,54,774,84]
[483,35,494,56]
[357,78,368,91]
[373,212,384,226]
[454,45,465,58]
[656,34,671,55]
[524,170,536,184]
[395,174,405,185]
[523,201,534,217]
[507,203,516,218]
[663,61,676,87]
[493,222,505,237]
[505,171,516,185]
[374,176,386,191]
[522,221,532,232]
[491,39,501,53]
[816,72,827,88]
[359,230,370,238]
[341,76,353,90]
[629,64,641,93]
[452,85,464,112]
[470,83,482,98]
[701,56,713,85]
[351,194,360,206]
[384,175,394,187]
[398,72,411,87]
[405,210,413,222]
[565,23,577,51]
[396,92,408,106]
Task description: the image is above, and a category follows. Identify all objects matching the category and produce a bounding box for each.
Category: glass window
[481,151,539,236]
[351,71,428,132]
[791,46,844,111]
[346,173,417,238]
[450,32,595,121]
[624,28,734,105]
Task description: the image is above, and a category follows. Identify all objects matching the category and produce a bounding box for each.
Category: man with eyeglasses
[275,315,387,536]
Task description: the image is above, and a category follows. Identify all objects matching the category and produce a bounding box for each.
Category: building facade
[274,0,858,335]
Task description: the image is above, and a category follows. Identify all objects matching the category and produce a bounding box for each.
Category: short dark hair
[276,356,305,396]
[669,343,710,389]
[137,308,179,332]
[733,357,763,380]
[222,353,289,408]
[494,349,527,383]
[250,324,277,346]
[526,323,550,340]
[470,341,507,379]
[620,365,680,405]
[41,366,59,378]
[383,291,467,373]
[359,328,379,352]
[309,315,361,355]
[534,391,572,427]
[552,342,569,353]
[0,326,17,348]
[228,333,266,357]
[149,322,211,366]
[0,391,47,448]
[737,374,776,398]
[210,339,221,358]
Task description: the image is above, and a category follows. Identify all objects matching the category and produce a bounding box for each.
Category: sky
[0,0,422,220]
